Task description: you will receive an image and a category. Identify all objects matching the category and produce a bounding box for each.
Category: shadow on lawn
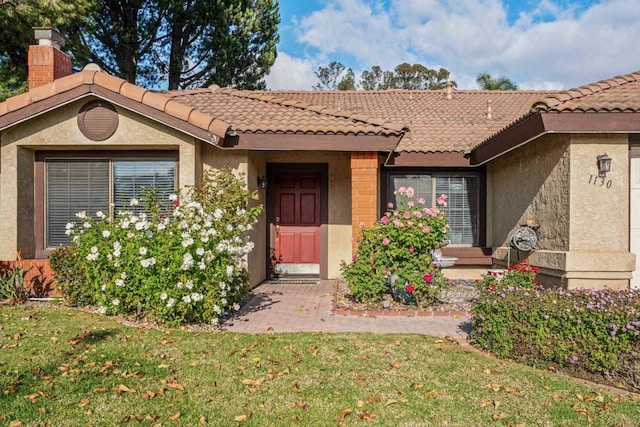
[219,289,282,328]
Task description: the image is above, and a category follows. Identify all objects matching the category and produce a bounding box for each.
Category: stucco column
[350,152,379,252]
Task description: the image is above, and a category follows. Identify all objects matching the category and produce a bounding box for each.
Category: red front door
[272,169,321,275]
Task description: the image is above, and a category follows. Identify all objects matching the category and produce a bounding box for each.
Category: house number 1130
[588,175,612,188]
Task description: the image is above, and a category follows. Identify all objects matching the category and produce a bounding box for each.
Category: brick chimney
[28,27,72,90]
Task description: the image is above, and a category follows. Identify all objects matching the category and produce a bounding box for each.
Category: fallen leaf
[385,399,397,406]
[199,415,207,425]
[390,362,401,369]
[9,421,23,427]
[338,408,353,421]
[165,382,184,391]
[169,412,181,421]
[492,412,508,420]
[78,398,90,407]
[290,380,300,393]
[357,400,365,408]
[357,410,376,420]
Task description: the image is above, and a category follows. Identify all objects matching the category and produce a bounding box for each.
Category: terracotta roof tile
[533,70,640,113]
[93,72,125,93]
[119,82,147,103]
[164,89,405,138]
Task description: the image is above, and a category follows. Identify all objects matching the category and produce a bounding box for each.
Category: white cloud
[264,52,317,90]
[274,0,640,90]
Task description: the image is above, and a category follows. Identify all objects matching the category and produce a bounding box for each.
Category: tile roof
[0,68,233,142]
[228,89,555,153]
[162,87,406,138]
[531,71,640,112]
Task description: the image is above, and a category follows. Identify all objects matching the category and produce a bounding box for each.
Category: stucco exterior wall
[0,96,200,260]
[488,133,634,289]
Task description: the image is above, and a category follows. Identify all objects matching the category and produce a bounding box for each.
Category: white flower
[177,281,183,289]
[96,211,106,218]
[130,198,139,206]
[157,223,166,231]
[102,230,111,238]
[121,272,127,279]
[140,257,156,268]
[233,303,240,311]
[225,224,233,232]
[196,247,205,256]
[101,285,106,291]
[115,279,125,287]
[182,294,192,304]
[65,222,74,230]
[160,292,168,300]
[83,222,91,228]
[181,237,194,247]
[75,211,88,220]
[126,232,134,239]
[112,299,120,306]
[191,293,203,302]
[139,246,148,256]
[210,318,219,326]
[185,280,194,290]
[130,215,139,223]
[221,298,227,305]
[167,298,176,308]
[219,282,227,290]
[145,230,153,238]
[96,306,106,314]
[214,209,223,220]
[113,241,121,251]
[121,220,130,229]
[135,221,145,231]
[213,305,222,314]
[169,193,178,201]
[198,261,206,270]
[181,253,194,270]
[226,265,234,277]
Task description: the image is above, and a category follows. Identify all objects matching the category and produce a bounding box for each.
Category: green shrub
[341,188,449,304]
[63,167,262,326]
[475,259,539,294]
[471,285,640,392]
[49,246,91,306]
[0,264,30,305]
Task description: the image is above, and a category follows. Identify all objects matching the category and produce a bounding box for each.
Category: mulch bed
[333,279,478,318]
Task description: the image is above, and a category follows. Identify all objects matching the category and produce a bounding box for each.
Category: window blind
[47,161,109,247]
[435,175,478,245]
[388,174,433,209]
[113,160,176,212]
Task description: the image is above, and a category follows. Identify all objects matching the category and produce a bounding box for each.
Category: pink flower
[405,284,414,294]
[387,202,394,209]
[422,226,430,233]
[403,211,411,219]
[418,198,426,205]
[406,187,415,198]
[409,246,414,253]
[382,237,390,245]
[407,220,413,227]
[437,193,448,207]
[398,186,407,195]
[380,216,389,225]
[393,219,403,227]
[407,201,414,208]
[423,273,433,283]
[172,199,180,207]
[413,211,422,218]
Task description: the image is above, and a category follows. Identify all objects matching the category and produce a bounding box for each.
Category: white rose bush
[53,167,262,326]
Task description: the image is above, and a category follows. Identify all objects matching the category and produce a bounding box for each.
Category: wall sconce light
[257,176,268,189]
[597,153,612,177]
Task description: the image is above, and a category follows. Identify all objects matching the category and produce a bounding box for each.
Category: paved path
[221,280,471,342]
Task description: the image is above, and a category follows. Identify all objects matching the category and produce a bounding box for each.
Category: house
[1,28,638,294]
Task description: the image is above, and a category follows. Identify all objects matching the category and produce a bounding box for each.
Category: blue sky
[265,0,639,90]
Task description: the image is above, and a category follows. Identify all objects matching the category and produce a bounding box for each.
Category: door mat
[268,277,320,285]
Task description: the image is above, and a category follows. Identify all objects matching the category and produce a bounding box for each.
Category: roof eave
[228,132,401,151]
[470,111,640,165]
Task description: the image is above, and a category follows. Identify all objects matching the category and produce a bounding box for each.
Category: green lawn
[1,305,638,426]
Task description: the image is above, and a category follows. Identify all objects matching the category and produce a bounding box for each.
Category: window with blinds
[46,158,176,248]
[387,172,479,246]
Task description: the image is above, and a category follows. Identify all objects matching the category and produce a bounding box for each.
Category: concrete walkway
[221,280,471,342]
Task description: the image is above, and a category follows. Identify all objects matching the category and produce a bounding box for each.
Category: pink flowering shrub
[341,186,450,306]
[471,277,640,392]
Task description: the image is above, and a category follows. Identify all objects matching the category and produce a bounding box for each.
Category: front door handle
[275,217,280,239]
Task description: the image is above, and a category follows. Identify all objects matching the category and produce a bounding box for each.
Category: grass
[1,305,639,426]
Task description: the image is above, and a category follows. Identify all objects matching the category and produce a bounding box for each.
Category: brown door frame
[266,163,329,279]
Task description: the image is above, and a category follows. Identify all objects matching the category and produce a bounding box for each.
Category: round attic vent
[77,100,118,141]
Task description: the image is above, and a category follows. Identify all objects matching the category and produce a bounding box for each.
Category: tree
[476,72,519,90]
[313,61,355,90]
[314,61,456,91]
[0,0,279,91]
[0,0,97,100]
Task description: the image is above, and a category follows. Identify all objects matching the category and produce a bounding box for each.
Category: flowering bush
[471,269,640,392]
[341,186,450,305]
[54,167,262,326]
[475,259,539,294]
